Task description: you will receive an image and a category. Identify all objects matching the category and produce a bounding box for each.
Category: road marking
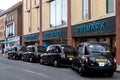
[21,69,49,78]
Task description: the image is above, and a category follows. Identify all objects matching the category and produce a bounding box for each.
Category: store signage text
[45,30,63,38]
[24,34,38,42]
[9,36,20,43]
[76,21,105,33]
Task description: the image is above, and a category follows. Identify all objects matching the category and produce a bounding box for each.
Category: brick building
[0,13,6,49]
[4,2,22,48]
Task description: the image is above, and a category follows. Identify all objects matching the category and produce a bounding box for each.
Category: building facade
[23,0,115,47]
[5,2,22,48]
[23,0,40,46]
[23,0,120,64]
[0,14,6,49]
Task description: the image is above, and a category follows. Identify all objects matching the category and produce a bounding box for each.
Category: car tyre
[21,56,24,61]
[8,56,10,59]
[71,64,74,70]
[78,67,86,77]
[107,72,114,77]
[40,58,44,64]
[30,57,33,62]
[12,56,16,60]
[53,60,58,67]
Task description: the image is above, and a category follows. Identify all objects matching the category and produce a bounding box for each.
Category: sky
[0,0,22,10]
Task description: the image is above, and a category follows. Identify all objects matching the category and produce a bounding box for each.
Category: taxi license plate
[99,62,105,67]
[67,55,74,58]
[96,59,107,62]
[69,58,73,60]
[39,52,43,55]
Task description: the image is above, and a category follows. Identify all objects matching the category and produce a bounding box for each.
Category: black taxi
[71,42,117,77]
[40,44,75,67]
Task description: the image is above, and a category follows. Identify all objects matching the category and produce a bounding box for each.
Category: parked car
[40,44,75,67]
[71,42,117,77]
[22,45,46,62]
[7,46,26,60]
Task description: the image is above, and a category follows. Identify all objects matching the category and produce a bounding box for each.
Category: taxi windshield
[61,45,75,53]
[87,44,111,53]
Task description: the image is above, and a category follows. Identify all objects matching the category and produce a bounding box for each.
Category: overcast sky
[0,0,22,10]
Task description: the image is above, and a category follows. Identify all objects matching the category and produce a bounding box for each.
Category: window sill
[25,9,30,12]
[33,4,39,8]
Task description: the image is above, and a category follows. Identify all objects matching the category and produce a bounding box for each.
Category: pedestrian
[2,48,4,54]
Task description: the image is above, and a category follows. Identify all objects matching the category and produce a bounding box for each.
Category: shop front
[43,28,67,48]
[24,33,39,46]
[72,16,116,53]
[4,36,21,49]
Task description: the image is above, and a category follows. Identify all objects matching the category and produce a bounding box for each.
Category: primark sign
[76,21,105,33]
[72,16,116,37]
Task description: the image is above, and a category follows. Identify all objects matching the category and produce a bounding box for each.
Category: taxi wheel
[10,56,12,60]
[79,67,86,77]
[21,57,24,61]
[71,64,74,70]
[53,60,59,67]
[107,72,114,77]
[30,57,34,63]
[40,58,44,64]
[12,56,16,60]
[8,56,10,59]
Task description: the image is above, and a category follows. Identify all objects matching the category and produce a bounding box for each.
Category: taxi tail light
[114,57,117,65]
[84,58,88,64]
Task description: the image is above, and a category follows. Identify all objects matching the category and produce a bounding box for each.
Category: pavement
[117,65,120,73]
[0,53,120,73]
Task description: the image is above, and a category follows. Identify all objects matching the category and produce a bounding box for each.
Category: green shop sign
[72,16,115,37]
[77,21,105,33]
[24,33,39,42]
[43,28,67,40]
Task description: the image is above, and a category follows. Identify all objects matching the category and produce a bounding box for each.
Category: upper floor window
[50,0,67,27]
[0,19,3,26]
[37,8,40,31]
[82,0,88,20]
[11,15,14,20]
[26,0,28,10]
[6,15,14,23]
[106,0,115,13]
[28,12,31,32]
[6,23,14,37]
[34,0,36,5]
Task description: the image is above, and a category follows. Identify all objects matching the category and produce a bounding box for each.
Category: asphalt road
[0,57,120,80]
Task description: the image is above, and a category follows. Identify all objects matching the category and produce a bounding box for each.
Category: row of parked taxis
[7,42,117,77]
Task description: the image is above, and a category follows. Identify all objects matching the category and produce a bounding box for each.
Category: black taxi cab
[40,44,75,67]
[71,42,117,77]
